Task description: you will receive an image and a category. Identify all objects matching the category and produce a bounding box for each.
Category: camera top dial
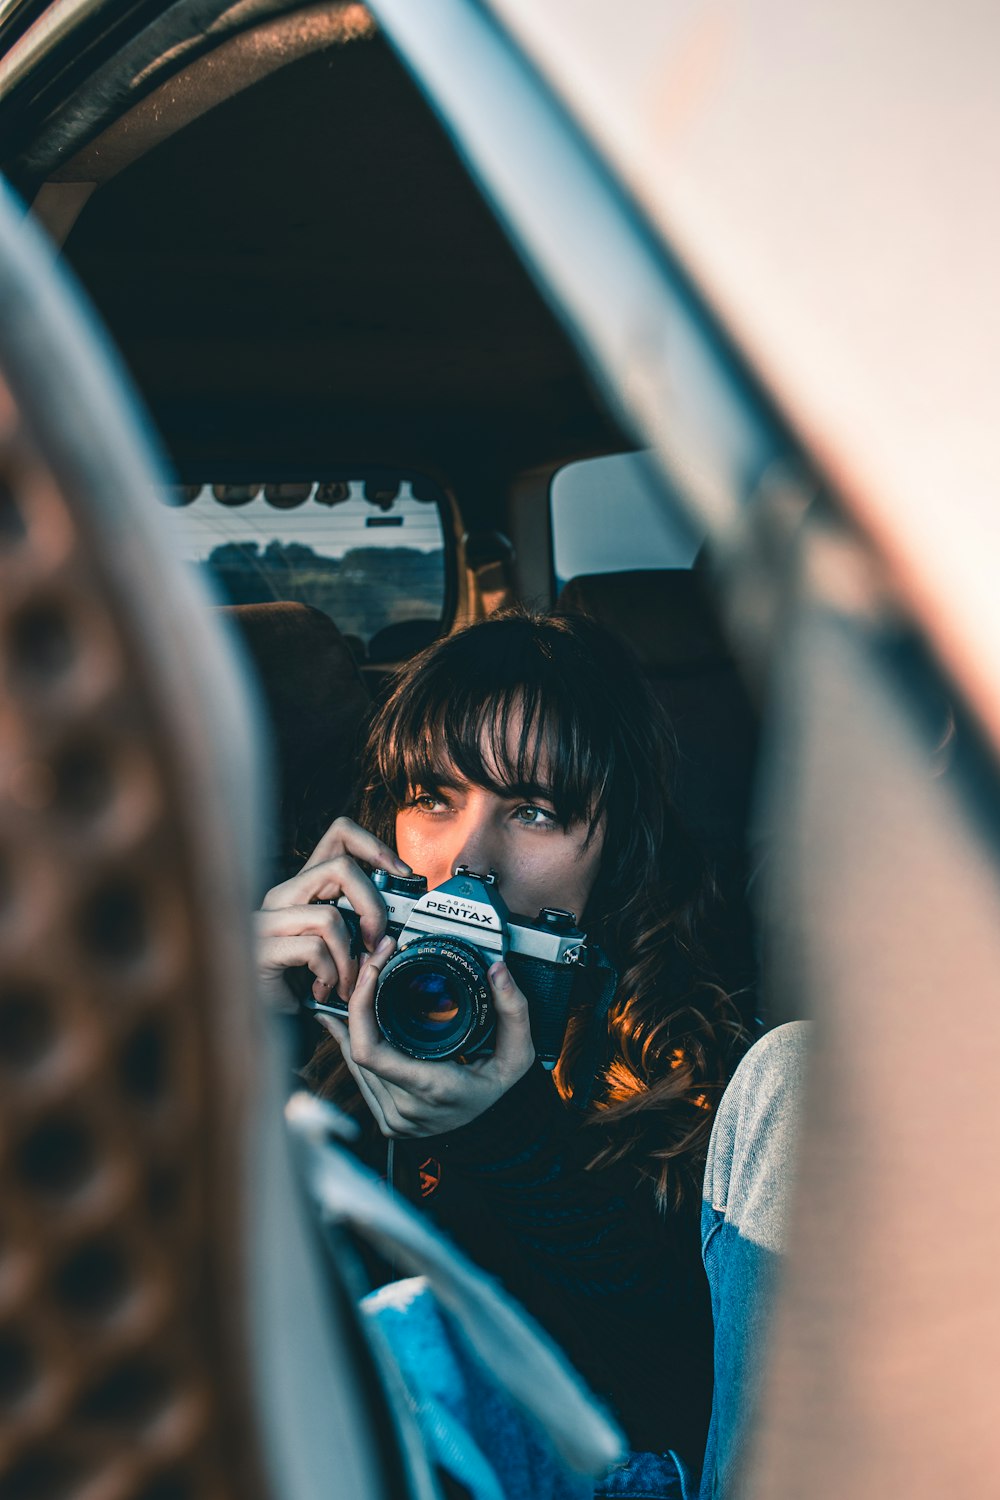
[371,869,428,897]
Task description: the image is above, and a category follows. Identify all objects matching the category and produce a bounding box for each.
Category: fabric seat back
[558,569,759,1008]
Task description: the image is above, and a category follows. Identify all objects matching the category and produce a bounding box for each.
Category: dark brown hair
[315,610,749,1208]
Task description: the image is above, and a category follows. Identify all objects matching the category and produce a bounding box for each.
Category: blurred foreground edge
[0,178,404,1500]
[741,516,1000,1499]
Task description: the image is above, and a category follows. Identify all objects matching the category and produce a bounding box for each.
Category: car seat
[220,601,371,891]
[366,617,441,666]
[558,568,760,1015]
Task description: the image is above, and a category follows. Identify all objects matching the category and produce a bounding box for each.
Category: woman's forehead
[415,701,555,788]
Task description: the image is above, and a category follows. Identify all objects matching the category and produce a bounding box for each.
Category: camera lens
[383,964,465,1046]
[375,939,495,1060]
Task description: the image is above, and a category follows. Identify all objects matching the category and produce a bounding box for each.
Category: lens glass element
[375,941,493,1059]
[392,963,464,1040]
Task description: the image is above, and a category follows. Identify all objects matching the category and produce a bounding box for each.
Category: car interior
[9,5,1000,1499]
[0,12,764,1015]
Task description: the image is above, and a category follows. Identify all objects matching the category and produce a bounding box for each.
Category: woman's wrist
[425,1060,563,1167]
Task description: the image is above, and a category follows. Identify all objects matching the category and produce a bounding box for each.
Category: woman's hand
[256,817,412,1011]
[317,938,536,1136]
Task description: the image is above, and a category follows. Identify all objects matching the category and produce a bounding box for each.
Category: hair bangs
[371,624,616,834]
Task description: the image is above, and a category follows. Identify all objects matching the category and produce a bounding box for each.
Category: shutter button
[539,908,576,929]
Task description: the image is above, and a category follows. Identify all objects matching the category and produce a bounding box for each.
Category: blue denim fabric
[364,1277,595,1500]
[594,1449,684,1497]
[694,1021,809,1500]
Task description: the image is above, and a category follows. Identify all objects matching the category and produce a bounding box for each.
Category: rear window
[162,476,451,661]
[550,452,703,589]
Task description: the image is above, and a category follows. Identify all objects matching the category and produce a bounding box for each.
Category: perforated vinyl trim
[0,394,257,1500]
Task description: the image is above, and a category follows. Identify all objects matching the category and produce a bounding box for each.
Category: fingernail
[376,935,394,957]
[394,857,412,874]
[489,960,508,987]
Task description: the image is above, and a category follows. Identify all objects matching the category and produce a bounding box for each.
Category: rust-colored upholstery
[220,602,370,888]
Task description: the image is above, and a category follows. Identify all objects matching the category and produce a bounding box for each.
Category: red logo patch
[418,1156,442,1198]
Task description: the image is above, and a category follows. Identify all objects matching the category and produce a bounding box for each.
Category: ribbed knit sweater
[394,1061,714,1464]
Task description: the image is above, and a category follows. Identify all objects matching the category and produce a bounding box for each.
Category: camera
[305,866,588,1067]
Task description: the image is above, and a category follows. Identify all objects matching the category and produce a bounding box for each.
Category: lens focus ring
[374,938,495,1060]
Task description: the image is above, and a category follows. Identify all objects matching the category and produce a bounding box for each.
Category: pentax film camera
[306,866,588,1067]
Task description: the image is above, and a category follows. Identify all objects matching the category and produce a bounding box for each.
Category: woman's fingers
[255,904,358,1000]
[301,816,411,879]
[346,937,413,1079]
[318,1017,393,1134]
[487,961,536,1082]
[257,931,342,993]
[318,1014,410,1137]
[262,853,391,952]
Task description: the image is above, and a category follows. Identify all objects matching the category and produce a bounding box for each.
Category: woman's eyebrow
[410,768,460,791]
[410,765,557,802]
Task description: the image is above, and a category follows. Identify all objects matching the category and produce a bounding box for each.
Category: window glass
[162,478,448,658]
[550,451,703,589]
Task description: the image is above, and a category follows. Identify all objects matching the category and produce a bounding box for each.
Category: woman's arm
[323,947,714,1457]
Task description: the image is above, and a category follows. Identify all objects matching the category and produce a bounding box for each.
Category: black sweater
[394,1062,714,1463]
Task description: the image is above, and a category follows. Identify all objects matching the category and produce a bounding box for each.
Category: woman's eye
[410,791,447,812]
[512,804,557,826]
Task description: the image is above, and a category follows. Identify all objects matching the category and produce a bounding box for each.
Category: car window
[162,477,450,659]
[550,451,703,589]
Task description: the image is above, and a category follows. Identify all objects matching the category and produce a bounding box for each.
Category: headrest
[557,570,730,673]
[367,617,440,665]
[221,601,368,741]
[219,602,370,870]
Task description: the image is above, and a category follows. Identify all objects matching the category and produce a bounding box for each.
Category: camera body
[307,866,587,1067]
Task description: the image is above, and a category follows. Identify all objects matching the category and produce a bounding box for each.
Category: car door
[363,4,1000,1497]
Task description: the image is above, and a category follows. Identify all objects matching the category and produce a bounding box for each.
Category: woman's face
[393,726,605,923]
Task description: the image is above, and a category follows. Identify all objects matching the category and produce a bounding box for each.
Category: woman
[257,610,803,1498]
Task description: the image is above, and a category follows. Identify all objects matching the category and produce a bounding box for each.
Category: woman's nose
[450,812,500,879]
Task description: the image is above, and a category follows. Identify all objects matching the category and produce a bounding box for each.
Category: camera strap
[569,943,618,1112]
